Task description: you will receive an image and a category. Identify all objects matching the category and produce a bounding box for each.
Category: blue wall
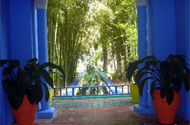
[9,0,35,66]
[152,0,176,60]
[0,0,10,59]
[0,0,15,124]
[147,0,190,120]
[0,0,37,124]
[175,0,190,120]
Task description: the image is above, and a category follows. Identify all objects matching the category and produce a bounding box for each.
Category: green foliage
[47,0,138,86]
[86,59,97,72]
[109,72,121,78]
[75,72,79,77]
[84,73,94,82]
[81,59,102,85]
[47,0,91,86]
[126,54,190,105]
[0,59,65,110]
[78,58,110,95]
[79,69,101,95]
[109,72,122,82]
[98,68,108,79]
[90,0,138,74]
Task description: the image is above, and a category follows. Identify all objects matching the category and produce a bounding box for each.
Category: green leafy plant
[78,59,110,95]
[81,66,101,86]
[127,54,190,105]
[0,58,65,110]
[98,68,108,79]
[86,59,97,72]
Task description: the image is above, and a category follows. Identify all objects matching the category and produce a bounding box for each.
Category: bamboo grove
[47,0,138,87]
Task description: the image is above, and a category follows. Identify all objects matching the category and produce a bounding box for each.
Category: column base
[36,107,56,118]
[134,104,155,114]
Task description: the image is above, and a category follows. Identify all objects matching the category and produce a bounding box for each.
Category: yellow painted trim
[130,84,139,103]
[49,87,53,106]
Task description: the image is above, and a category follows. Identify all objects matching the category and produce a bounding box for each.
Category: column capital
[136,0,147,7]
[35,0,48,10]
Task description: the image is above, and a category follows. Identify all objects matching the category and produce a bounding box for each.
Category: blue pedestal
[37,107,56,119]
[134,104,155,114]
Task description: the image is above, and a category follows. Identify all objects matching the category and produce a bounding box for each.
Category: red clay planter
[11,95,38,125]
[153,89,181,124]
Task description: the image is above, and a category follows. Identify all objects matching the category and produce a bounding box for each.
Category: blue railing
[53,85,130,97]
[53,69,130,98]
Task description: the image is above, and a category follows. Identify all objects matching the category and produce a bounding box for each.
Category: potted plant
[126,54,190,124]
[0,58,65,125]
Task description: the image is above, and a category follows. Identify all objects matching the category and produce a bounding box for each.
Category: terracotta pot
[153,89,181,124]
[11,95,38,125]
[130,84,139,103]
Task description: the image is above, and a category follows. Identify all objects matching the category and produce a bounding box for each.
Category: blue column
[146,0,155,111]
[134,0,155,114]
[38,9,50,110]
[185,0,190,120]
[35,0,55,118]
[33,2,39,58]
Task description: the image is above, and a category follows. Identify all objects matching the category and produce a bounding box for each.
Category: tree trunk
[103,45,108,72]
[116,52,122,73]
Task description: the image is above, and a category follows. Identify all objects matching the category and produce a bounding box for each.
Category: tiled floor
[35,98,189,125]
[52,98,134,109]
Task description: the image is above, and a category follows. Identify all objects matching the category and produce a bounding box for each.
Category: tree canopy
[47,0,138,87]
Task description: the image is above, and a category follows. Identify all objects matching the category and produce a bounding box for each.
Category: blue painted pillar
[185,0,190,120]
[37,7,49,111]
[134,0,155,114]
[35,0,55,118]
[146,0,155,111]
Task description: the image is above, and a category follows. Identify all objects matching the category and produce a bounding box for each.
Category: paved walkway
[52,98,134,109]
[35,98,189,125]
